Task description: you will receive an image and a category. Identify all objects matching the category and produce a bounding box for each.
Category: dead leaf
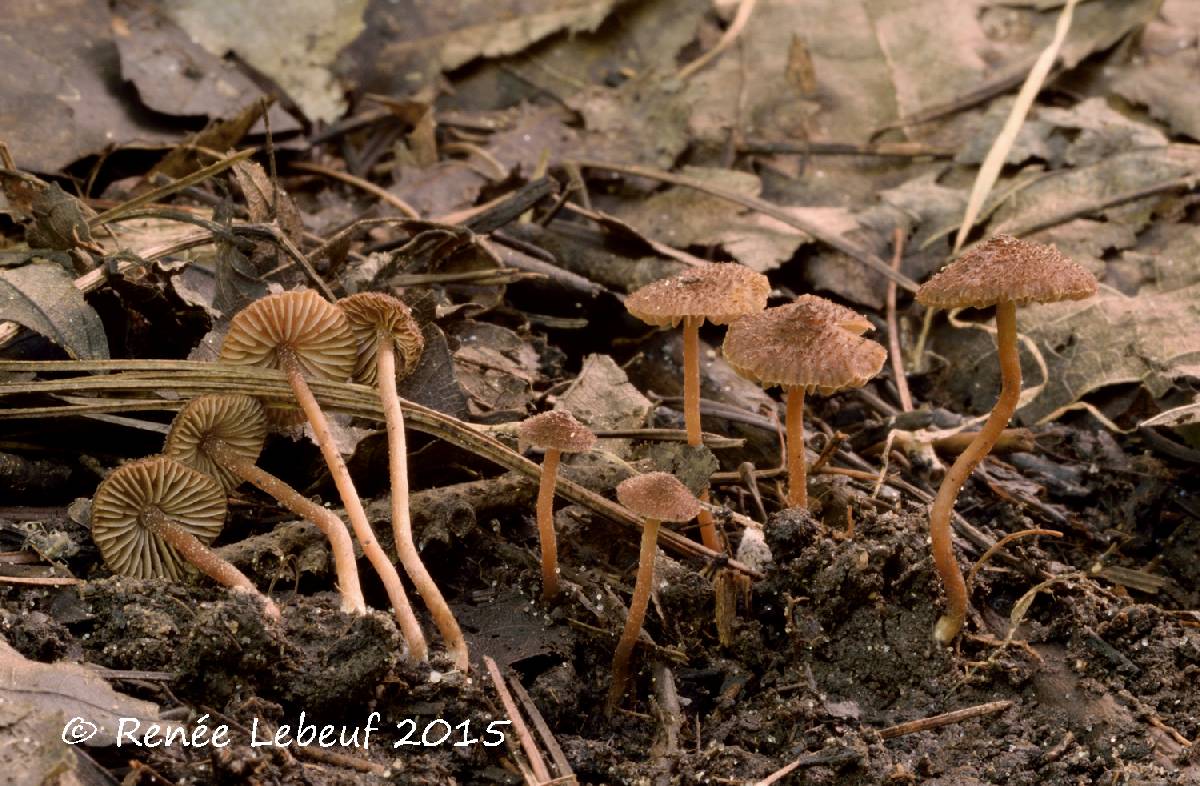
[0,0,175,172]
[0,262,109,359]
[112,1,295,131]
[342,0,622,97]
[0,639,180,748]
[161,0,368,122]
[557,353,653,458]
[450,320,539,418]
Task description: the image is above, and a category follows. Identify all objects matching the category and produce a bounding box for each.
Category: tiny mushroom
[517,410,597,601]
[625,263,770,550]
[722,296,886,509]
[91,455,280,621]
[917,235,1096,645]
[338,292,469,672]
[164,394,367,615]
[221,290,427,661]
[607,471,701,714]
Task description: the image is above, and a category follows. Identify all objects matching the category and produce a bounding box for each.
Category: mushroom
[722,297,886,509]
[338,292,469,671]
[91,455,280,621]
[220,290,427,661]
[625,263,770,549]
[516,410,597,601]
[164,394,367,615]
[607,471,701,713]
[916,235,1096,644]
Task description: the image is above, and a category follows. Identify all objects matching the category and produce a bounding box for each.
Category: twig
[754,749,863,786]
[1006,173,1200,238]
[967,529,1063,586]
[591,428,745,449]
[568,160,918,291]
[484,656,553,785]
[507,678,576,783]
[878,700,1013,740]
[289,161,419,218]
[739,139,953,158]
[808,431,844,473]
[677,0,759,80]
[88,149,256,227]
[886,228,913,412]
[0,575,80,586]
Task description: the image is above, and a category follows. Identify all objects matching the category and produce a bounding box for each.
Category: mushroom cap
[917,235,1098,310]
[723,303,887,395]
[338,292,425,385]
[791,294,873,335]
[517,409,597,454]
[625,263,770,327]
[616,472,702,523]
[165,395,268,491]
[220,290,357,382]
[91,456,227,581]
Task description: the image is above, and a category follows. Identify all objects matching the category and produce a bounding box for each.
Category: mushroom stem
[682,316,720,551]
[143,507,280,621]
[929,300,1021,644]
[786,387,807,509]
[377,340,469,671]
[607,517,661,714]
[204,438,367,615]
[281,351,428,662]
[534,448,562,601]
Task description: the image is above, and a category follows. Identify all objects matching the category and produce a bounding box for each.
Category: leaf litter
[0,0,1198,783]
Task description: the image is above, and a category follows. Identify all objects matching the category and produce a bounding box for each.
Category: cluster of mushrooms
[89,234,1096,712]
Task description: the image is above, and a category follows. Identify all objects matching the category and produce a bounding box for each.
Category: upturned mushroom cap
[917,235,1098,310]
[338,292,425,385]
[91,456,227,581]
[625,263,770,327]
[517,410,597,454]
[616,472,702,523]
[723,304,887,395]
[220,290,357,381]
[165,395,268,491]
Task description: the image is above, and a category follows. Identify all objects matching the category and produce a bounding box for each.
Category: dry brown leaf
[0,263,109,359]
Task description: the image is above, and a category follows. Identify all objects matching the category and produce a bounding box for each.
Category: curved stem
[144,508,280,621]
[378,342,468,671]
[282,352,428,662]
[207,439,367,615]
[607,517,661,714]
[786,387,807,509]
[929,300,1021,644]
[682,317,720,550]
[535,450,561,601]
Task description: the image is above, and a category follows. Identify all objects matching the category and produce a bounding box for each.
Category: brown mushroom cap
[625,263,770,327]
[723,304,887,395]
[165,395,268,491]
[616,472,702,523]
[338,292,425,385]
[91,456,227,581]
[220,290,357,382]
[792,294,873,335]
[917,235,1098,310]
[517,410,597,454]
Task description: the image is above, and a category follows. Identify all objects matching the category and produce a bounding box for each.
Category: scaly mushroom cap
[517,410,597,454]
[91,456,227,581]
[616,472,702,523]
[917,235,1098,310]
[625,263,770,327]
[792,294,873,335]
[220,290,357,382]
[165,395,268,491]
[723,304,887,395]
[338,292,425,385]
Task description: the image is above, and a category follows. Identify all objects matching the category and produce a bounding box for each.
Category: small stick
[809,431,844,474]
[967,529,1062,586]
[289,161,419,219]
[878,700,1012,740]
[886,228,913,412]
[484,656,553,785]
[507,678,575,781]
[677,0,759,79]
